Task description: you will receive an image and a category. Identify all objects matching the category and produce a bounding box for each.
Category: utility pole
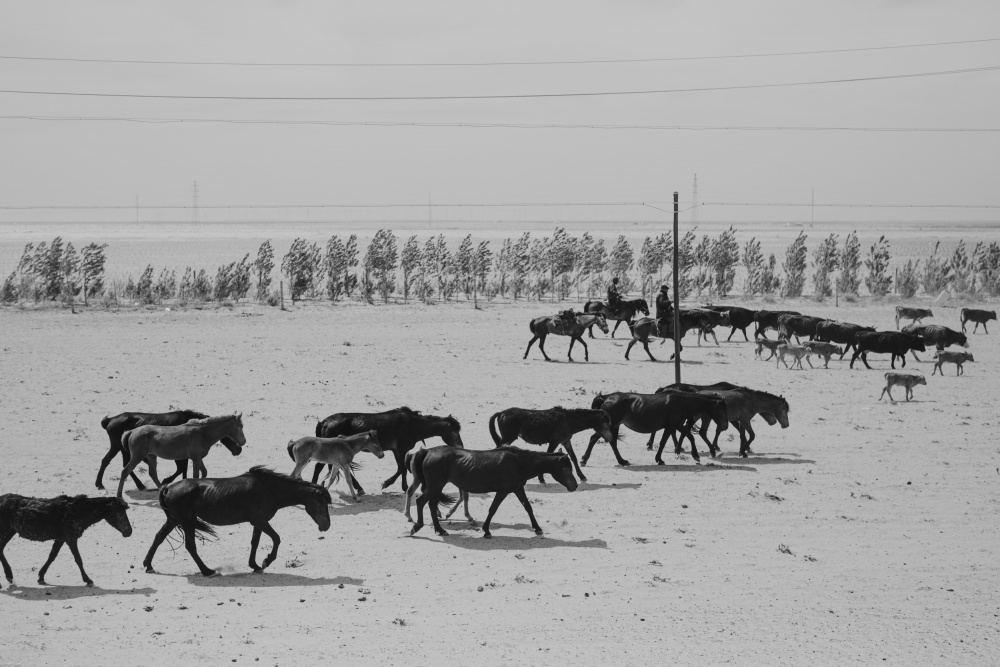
[811,188,814,226]
[135,196,139,225]
[672,191,682,384]
[428,192,432,230]
[193,181,200,224]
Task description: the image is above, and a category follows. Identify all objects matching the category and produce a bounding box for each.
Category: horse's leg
[537,334,551,362]
[481,491,510,539]
[37,540,64,585]
[513,487,543,535]
[428,495,448,537]
[350,465,366,495]
[607,426,630,466]
[625,339,637,360]
[587,323,595,339]
[259,522,281,570]
[97,437,140,490]
[611,319,622,338]
[0,531,14,583]
[66,540,93,586]
[183,524,215,577]
[744,422,757,456]
[575,336,589,362]
[655,429,670,465]
[560,439,587,482]
[410,490,428,535]
[567,336,576,362]
[161,460,188,486]
[342,465,359,501]
[581,432,600,466]
[683,425,701,462]
[646,431,656,451]
[524,334,540,359]
[310,463,327,484]
[116,455,142,499]
[143,519,176,573]
[537,443,559,484]
[249,526,263,572]
[643,340,656,361]
[380,448,406,492]
[146,456,162,488]
[404,482,420,523]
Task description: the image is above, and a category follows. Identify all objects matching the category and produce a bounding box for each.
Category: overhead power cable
[1,64,998,101]
[2,114,998,132]
[1,36,997,67]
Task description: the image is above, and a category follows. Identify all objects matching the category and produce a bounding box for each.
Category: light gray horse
[288,431,383,501]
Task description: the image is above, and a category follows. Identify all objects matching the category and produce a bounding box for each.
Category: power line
[1,64,999,101]
[1,37,997,67]
[3,114,998,132]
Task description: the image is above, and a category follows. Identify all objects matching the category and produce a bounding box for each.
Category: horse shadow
[624,462,758,473]
[413,533,608,551]
[123,489,164,509]
[715,454,815,466]
[526,481,642,493]
[183,571,362,588]
[1,584,156,600]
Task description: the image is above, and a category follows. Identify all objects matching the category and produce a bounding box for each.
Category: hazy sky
[1,0,999,225]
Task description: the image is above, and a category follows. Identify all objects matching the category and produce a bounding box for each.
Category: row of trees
[5,232,1000,306]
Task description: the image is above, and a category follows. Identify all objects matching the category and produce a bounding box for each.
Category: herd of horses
[0,299,990,587]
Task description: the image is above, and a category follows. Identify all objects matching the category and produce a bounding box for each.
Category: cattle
[776,314,825,344]
[960,308,996,334]
[802,341,843,368]
[932,350,974,376]
[814,320,875,359]
[895,306,933,329]
[850,331,926,370]
[776,344,814,370]
[754,338,785,361]
[901,324,968,351]
[879,373,926,403]
[681,308,722,345]
[700,305,756,341]
[753,309,801,339]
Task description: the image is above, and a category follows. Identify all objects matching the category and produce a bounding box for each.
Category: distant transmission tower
[192,181,199,224]
[691,173,699,225]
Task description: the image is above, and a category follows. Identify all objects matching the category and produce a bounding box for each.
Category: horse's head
[549,455,579,492]
[636,299,650,316]
[365,430,385,459]
[591,393,606,410]
[304,486,332,532]
[104,498,133,538]
[221,413,247,454]
[441,415,465,448]
[593,412,614,443]
[710,399,729,431]
[774,397,791,428]
[595,314,609,334]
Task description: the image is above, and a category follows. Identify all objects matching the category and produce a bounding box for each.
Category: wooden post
[672,191,682,384]
[83,275,88,307]
[280,280,286,310]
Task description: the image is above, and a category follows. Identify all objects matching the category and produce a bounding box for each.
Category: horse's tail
[488,412,503,446]
[287,440,296,461]
[158,485,218,541]
[349,461,362,472]
[438,491,458,510]
[411,447,430,491]
[529,319,537,335]
[121,429,134,454]
[583,300,594,313]
[101,415,112,430]
[314,420,324,437]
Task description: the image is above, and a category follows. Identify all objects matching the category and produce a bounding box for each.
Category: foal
[288,431,383,501]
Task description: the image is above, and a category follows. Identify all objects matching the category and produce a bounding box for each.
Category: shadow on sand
[411,533,607,551]
[2,584,156,600]
[526,481,642,493]
[715,453,815,466]
[624,462,757,473]
[179,571,362,588]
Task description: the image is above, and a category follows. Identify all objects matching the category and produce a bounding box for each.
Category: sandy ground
[0,297,998,665]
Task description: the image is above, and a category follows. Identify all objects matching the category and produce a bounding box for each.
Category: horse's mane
[248,466,332,499]
[186,414,239,426]
[498,445,566,458]
[395,406,422,416]
[739,386,790,410]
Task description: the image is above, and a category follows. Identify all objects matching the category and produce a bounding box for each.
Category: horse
[625,315,716,361]
[402,446,473,525]
[524,313,608,362]
[312,407,464,493]
[488,406,613,482]
[0,494,131,588]
[655,382,790,457]
[583,298,649,338]
[409,446,578,539]
[288,431,383,501]
[116,414,246,499]
[96,409,211,490]
[143,467,332,577]
[638,390,730,462]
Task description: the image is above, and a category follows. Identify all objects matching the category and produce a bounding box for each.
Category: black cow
[814,321,876,359]
[960,308,996,334]
[700,305,756,342]
[753,310,801,339]
[901,324,969,351]
[776,314,825,344]
[850,331,926,370]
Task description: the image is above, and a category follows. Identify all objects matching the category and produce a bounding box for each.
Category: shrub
[922,241,951,294]
[811,234,839,299]
[135,265,155,304]
[781,232,808,297]
[864,235,892,297]
[977,242,1000,296]
[608,235,634,295]
[710,227,740,297]
[837,231,861,295]
[898,260,920,298]
[400,235,421,301]
[282,238,320,302]
[363,229,398,303]
[742,237,764,296]
[153,269,177,302]
[253,240,274,302]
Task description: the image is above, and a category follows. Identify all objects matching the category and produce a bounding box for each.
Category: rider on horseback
[607,277,623,317]
[655,284,674,333]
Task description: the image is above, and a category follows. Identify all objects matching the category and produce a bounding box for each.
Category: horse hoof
[435,529,449,537]
[37,578,46,586]
[204,570,219,578]
[656,460,664,466]
[620,460,631,467]
[85,580,94,587]
[96,484,105,490]
[144,566,155,574]
[483,533,492,539]
[252,568,263,574]
[410,526,422,536]
[534,529,544,536]
[578,476,587,482]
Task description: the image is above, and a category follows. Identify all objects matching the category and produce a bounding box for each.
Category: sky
[1,0,999,226]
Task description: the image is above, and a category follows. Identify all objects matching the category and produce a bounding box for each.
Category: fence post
[280,280,286,310]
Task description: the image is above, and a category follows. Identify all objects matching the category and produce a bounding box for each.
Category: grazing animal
[755,338,785,360]
[524,312,608,362]
[960,308,996,334]
[96,410,210,490]
[700,305,756,341]
[313,407,464,493]
[902,324,969,351]
[0,494,131,588]
[895,306,933,329]
[776,343,814,370]
[288,431,383,501]
[850,332,926,370]
[654,383,791,458]
[933,350,974,376]
[814,321,875,359]
[879,373,926,403]
[776,314,825,344]
[116,414,246,499]
[143,467,331,577]
[488,407,613,482]
[753,309,801,339]
[802,341,844,368]
[682,308,723,345]
[409,446,577,539]
[643,391,729,463]
[403,447,473,525]
[625,313,718,361]
[583,298,649,338]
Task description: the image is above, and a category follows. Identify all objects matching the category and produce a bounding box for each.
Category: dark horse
[0,494,132,588]
[583,298,650,338]
[409,446,578,539]
[143,467,331,577]
[488,406,613,482]
[96,410,210,490]
[524,313,608,362]
[313,407,464,493]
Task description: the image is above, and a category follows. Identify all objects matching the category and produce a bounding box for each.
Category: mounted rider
[655,284,674,333]
[607,277,623,317]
